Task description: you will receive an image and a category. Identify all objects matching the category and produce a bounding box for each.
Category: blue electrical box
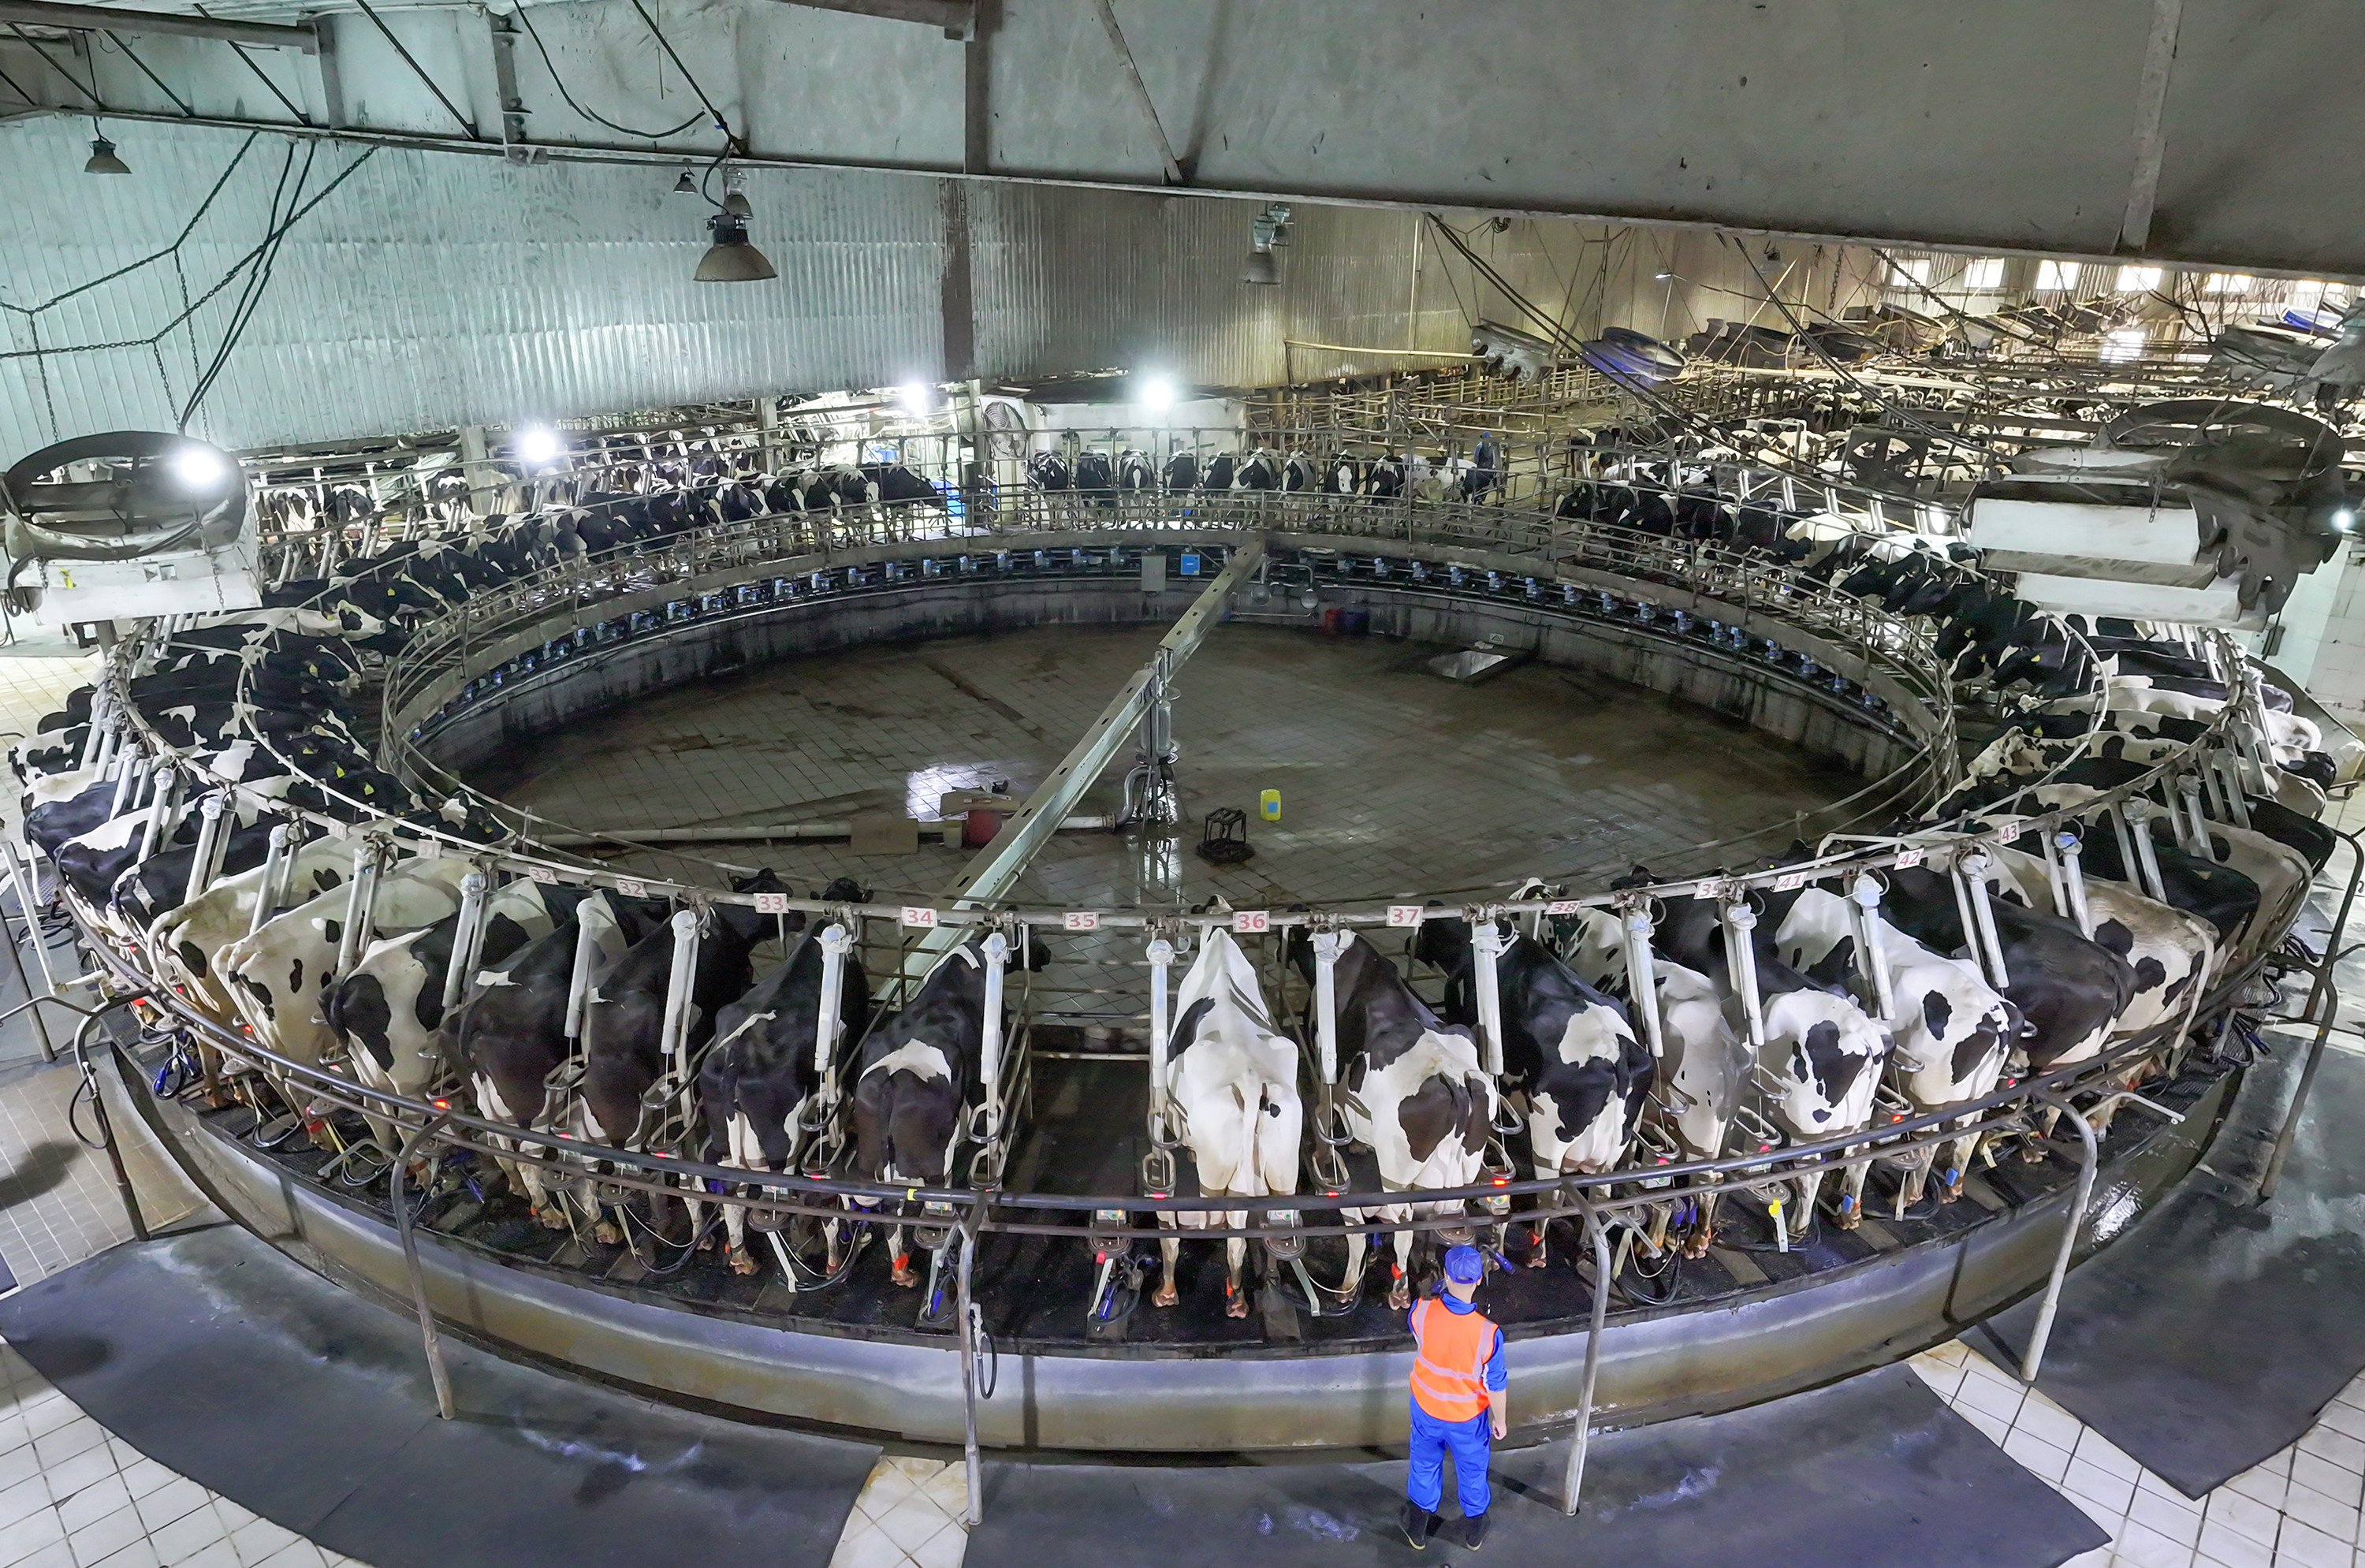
[1179,552,1201,576]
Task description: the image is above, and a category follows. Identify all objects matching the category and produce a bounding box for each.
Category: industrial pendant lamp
[695,210,777,283]
[672,167,697,195]
[1242,200,1290,285]
[84,134,129,175]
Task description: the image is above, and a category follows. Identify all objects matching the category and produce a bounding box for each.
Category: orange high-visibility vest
[1409,1297,1496,1422]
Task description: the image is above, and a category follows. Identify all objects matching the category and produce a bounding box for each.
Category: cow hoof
[891,1259,918,1288]
[533,1206,569,1231]
[1152,1285,1179,1309]
[729,1248,761,1276]
[593,1221,624,1246]
[1387,1284,1412,1312]
[1834,1210,1862,1233]
[1940,1182,1965,1204]
[2017,1143,2050,1164]
[1682,1235,1713,1260]
[1525,1250,1547,1270]
[1225,1294,1251,1320]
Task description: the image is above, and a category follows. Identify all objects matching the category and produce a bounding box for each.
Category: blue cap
[1443,1246,1484,1285]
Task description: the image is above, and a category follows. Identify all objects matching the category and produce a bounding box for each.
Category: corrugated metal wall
[0,117,1656,455]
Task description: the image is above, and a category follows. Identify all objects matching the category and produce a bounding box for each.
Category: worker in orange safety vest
[1401,1245,1506,1550]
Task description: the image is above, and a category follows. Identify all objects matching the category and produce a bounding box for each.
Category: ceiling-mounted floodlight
[897,382,933,415]
[1138,374,1176,412]
[84,136,128,175]
[166,443,229,492]
[695,211,777,283]
[515,425,563,467]
[1243,201,1291,285]
[672,167,697,195]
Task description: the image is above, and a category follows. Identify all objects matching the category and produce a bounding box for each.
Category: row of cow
[11,469,2337,1321]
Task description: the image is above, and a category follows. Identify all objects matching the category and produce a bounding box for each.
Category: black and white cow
[575,881,779,1242]
[330,879,587,1106]
[699,881,876,1276]
[1293,931,1494,1309]
[459,891,661,1223]
[849,933,1047,1285]
[1416,915,1652,1265]
[1153,926,1302,1317]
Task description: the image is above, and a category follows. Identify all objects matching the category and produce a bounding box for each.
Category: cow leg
[1340,1208,1369,1300]
[2023,1103,2061,1161]
[1898,1142,1936,1216]
[1153,1212,1180,1309]
[1225,1209,1250,1320]
[1837,1153,1869,1231]
[890,1224,916,1287]
[1528,1212,1550,1268]
[722,1113,761,1275]
[1684,1178,1723,1257]
[1387,1206,1414,1312]
[1790,1168,1827,1242]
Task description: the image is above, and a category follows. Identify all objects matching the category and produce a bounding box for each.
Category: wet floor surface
[474,621,1850,910]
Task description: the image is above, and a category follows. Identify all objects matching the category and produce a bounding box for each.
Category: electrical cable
[1729,236,2006,472]
[514,5,706,143]
[626,0,738,151]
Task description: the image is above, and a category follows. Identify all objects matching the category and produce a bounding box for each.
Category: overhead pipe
[1312,929,1347,1086]
[562,903,603,1041]
[243,822,293,937]
[2121,800,2169,903]
[174,793,227,911]
[1958,849,2011,992]
[978,930,1010,1147]
[1145,936,1175,1142]
[1849,873,1897,1026]
[1721,899,1767,1048]
[2057,830,2094,937]
[1619,906,1663,1059]
[657,910,702,1133]
[334,840,383,978]
[440,871,490,1011]
[1469,915,1508,1078]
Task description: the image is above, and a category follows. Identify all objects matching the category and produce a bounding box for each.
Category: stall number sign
[1774,872,1806,892]
[616,878,648,897]
[900,907,939,929]
[1386,906,1425,928]
[1063,911,1100,931]
[527,865,557,885]
[1231,910,1271,933]
[1894,849,1924,868]
[1546,900,1583,915]
[754,892,791,915]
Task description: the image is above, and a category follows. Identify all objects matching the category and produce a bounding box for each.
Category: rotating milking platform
[20,484,2358,1568]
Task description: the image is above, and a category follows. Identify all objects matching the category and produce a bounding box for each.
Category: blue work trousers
[1406,1399,1492,1518]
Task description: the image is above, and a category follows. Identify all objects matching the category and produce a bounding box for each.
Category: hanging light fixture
[84,135,129,176]
[672,167,697,195]
[1242,201,1290,285]
[695,210,777,283]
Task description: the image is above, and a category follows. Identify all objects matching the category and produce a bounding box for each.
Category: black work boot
[1399,1500,1435,1549]
[1463,1511,1489,1550]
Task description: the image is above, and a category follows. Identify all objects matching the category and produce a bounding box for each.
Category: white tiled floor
[826,1457,971,1568]
[1911,1339,2365,1568]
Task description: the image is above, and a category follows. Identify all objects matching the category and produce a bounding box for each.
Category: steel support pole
[2259,980,2343,1203]
[1311,929,1346,1085]
[1850,873,1897,1025]
[1620,907,1663,1058]
[978,930,1009,1145]
[2020,1089,2099,1384]
[389,1112,456,1419]
[1469,916,1507,1078]
[441,870,488,1011]
[1559,1198,1612,1514]
[911,539,1264,982]
[813,923,851,1112]
[955,1196,987,1527]
[1145,936,1174,1140]
[73,1015,147,1242]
